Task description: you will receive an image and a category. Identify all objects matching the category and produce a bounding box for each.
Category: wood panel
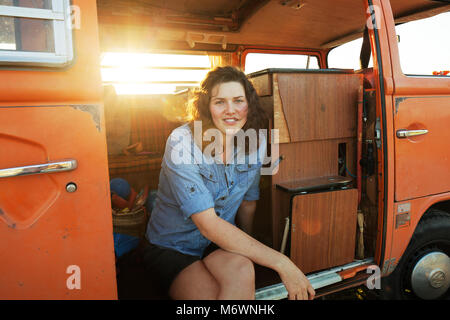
[250,72,272,97]
[270,138,356,248]
[273,74,291,143]
[277,73,362,143]
[290,189,358,274]
[272,138,357,187]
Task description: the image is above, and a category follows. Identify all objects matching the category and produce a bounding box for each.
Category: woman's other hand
[276,256,315,300]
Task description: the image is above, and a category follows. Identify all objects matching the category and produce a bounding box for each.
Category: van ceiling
[97,0,450,51]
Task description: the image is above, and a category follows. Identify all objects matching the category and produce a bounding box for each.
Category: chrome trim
[255,258,374,300]
[396,129,428,138]
[0,160,77,178]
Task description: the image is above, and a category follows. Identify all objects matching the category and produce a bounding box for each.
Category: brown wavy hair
[187,66,268,153]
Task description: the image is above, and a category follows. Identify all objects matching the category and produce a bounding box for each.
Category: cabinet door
[290,189,358,274]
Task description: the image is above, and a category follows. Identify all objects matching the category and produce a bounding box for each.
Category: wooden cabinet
[250,68,362,144]
[290,188,358,274]
[248,69,363,250]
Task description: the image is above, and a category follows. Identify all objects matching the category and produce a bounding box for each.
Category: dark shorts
[141,239,219,296]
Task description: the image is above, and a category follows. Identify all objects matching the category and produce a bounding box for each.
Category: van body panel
[393,96,450,201]
[365,0,397,272]
[0,0,102,104]
[389,193,450,269]
[0,105,117,299]
[377,0,450,275]
[0,0,117,299]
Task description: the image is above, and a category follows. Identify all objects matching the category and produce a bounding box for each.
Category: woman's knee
[206,250,255,283]
[228,254,255,281]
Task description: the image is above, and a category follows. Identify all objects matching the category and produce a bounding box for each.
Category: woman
[143,66,314,300]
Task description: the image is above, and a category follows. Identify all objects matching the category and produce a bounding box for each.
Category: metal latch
[375,117,381,149]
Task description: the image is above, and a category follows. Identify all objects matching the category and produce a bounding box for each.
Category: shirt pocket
[236,163,259,188]
[198,165,219,197]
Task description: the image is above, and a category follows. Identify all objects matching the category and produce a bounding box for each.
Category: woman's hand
[192,209,315,300]
[276,256,315,300]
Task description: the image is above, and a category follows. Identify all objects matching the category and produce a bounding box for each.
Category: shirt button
[190,187,195,192]
[220,196,226,201]
[230,181,234,185]
[209,174,213,179]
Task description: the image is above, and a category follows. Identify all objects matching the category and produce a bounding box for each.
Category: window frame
[0,0,74,67]
[241,47,324,73]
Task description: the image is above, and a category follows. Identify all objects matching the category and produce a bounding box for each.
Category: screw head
[66,183,77,193]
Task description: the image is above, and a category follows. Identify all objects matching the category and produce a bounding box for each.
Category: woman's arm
[191,208,315,300]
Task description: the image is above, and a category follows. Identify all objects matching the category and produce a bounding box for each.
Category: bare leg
[203,249,255,300]
[169,260,219,300]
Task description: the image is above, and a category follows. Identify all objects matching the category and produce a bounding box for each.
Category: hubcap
[410,251,450,299]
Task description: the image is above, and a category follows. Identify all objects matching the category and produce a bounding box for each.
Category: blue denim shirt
[146,124,266,257]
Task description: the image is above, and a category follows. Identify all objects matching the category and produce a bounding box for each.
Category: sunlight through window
[101,53,211,95]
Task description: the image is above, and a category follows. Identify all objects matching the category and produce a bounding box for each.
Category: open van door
[385,2,450,202]
[0,0,117,299]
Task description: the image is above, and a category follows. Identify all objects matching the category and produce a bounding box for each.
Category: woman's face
[209,81,248,135]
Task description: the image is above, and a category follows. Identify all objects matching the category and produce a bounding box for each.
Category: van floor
[115,243,281,300]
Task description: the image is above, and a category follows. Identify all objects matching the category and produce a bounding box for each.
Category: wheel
[381,209,450,300]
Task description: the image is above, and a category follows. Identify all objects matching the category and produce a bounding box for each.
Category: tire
[381,209,450,300]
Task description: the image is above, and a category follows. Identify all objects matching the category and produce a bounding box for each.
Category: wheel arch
[381,205,450,299]
[387,196,450,276]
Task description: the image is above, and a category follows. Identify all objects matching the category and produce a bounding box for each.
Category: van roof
[97,0,450,51]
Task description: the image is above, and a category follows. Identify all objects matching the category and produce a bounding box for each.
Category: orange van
[0,0,449,300]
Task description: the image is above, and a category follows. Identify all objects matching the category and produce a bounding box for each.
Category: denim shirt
[146,124,266,257]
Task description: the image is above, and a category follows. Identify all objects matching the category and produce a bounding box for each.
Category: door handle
[396,129,428,139]
[0,160,77,178]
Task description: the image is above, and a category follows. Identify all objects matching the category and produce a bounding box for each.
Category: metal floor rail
[255,258,374,300]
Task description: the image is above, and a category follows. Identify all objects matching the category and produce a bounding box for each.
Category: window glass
[0,16,54,52]
[0,16,14,50]
[0,0,52,9]
[101,53,211,95]
[396,11,450,75]
[328,38,373,70]
[244,53,320,74]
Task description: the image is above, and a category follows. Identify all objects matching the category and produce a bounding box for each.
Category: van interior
[96,0,449,299]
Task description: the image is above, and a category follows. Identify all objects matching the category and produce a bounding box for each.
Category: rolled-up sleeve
[161,128,215,220]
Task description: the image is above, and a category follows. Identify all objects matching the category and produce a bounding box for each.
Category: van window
[0,0,73,66]
[101,52,211,95]
[395,11,450,76]
[244,52,320,74]
[327,38,373,70]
